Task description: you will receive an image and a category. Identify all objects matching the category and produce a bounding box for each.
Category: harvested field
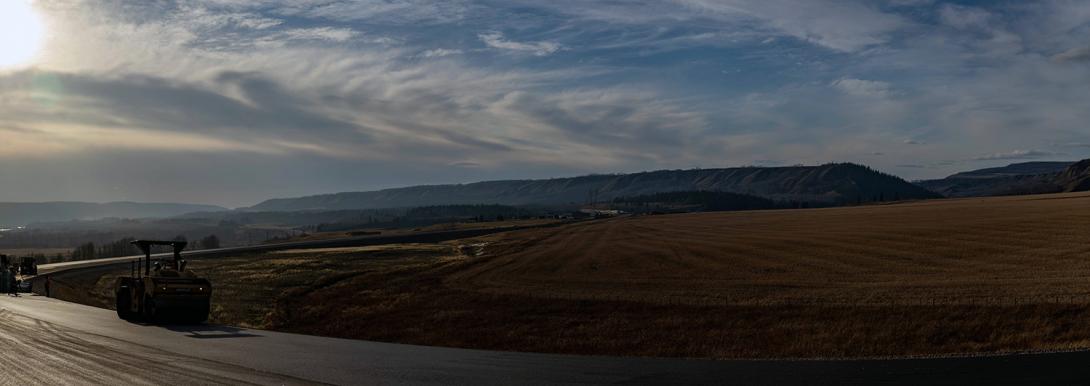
[452,192,1090,307]
[53,192,1090,358]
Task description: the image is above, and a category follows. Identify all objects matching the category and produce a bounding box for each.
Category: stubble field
[453,192,1090,307]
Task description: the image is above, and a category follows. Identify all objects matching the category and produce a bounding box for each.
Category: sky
[1,0,1090,208]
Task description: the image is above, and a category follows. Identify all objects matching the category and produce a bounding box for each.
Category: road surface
[1,295,1090,385]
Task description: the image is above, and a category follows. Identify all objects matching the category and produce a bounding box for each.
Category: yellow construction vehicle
[115,240,211,323]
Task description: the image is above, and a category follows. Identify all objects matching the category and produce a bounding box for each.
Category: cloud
[887,0,935,7]
[831,78,893,97]
[448,161,481,167]
[277,27,359,42]
[176,8,284,31]
[688,0,908,52]
[13,1,712,174]
[1053,46,1090,63]
[272,0,471,24]
[420,48,464,58]
[972,150,1063,161]
[507,0,910,52]
[478,32,561,56]
[0,70,359,136]
[938,4,994,30]
[0,70,368,159]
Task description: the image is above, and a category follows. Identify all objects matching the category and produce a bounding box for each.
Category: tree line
[612,190,779,213]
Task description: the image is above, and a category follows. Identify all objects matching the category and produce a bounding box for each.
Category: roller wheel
[116,289,132,320]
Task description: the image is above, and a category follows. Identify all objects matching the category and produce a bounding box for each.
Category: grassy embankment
[52,192,1090,358]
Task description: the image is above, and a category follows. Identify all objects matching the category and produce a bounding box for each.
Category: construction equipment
[18,257,37,275]
[115,240,211,323]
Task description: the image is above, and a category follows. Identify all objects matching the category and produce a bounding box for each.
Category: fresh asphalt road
[0,295,1089,385]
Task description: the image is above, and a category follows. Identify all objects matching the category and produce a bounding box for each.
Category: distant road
[1,295,1089,385]
[36,222,570,276]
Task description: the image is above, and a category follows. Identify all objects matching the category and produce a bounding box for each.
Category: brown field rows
[53,192,1090,358]
[452,192,1090,306]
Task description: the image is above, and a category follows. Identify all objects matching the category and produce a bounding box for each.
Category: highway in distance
[32,222,573,276]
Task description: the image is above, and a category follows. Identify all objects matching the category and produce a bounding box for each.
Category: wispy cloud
[272,0,471,24]
[448,161,481,167]
[831,78,894,97]
[938,4,994,30]
[278,27,359,42]
[478,32,561,56]
[419,48,463,58]
[1053,46,1090,63]
[973,150,1063,161]
[503,0,909,52]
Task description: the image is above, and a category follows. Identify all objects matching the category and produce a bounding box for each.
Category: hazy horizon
[3,0,1090,207]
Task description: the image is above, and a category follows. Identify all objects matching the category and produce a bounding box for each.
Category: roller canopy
[130,240,188,275]
[130,240,187,256]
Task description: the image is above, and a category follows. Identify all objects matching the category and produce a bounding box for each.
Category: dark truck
[115,240,211,323]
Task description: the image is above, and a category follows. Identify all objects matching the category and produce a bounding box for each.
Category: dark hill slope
[248,163,939,211]
[916,160,1090,198]
[916,162,1074,198]
[950,162,1074,178]
[1057,160,1090,192]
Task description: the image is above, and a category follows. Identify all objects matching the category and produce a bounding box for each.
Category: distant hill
[916,161,1074,198]
[947,162,1075,178]
[915,160,1090,198]
[0,202,227,227]
[247,163,940,211]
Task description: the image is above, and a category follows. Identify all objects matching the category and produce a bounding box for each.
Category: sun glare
[0,0,45,69]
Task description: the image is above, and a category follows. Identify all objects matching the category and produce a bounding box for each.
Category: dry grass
[52,192,1090,358]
